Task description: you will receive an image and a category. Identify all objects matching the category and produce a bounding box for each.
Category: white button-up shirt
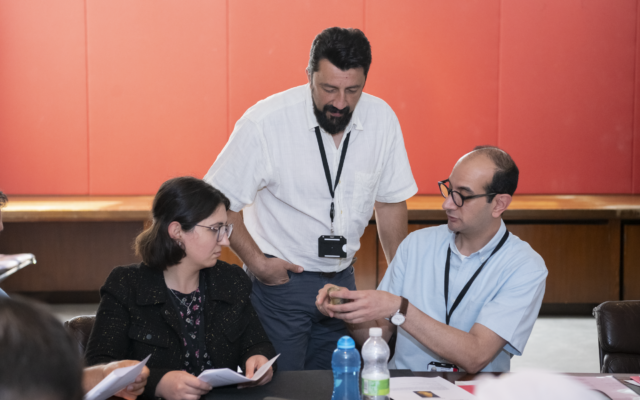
[204,84,417,272]
[379,220,548,371]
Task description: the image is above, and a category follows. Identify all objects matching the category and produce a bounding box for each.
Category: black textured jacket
[85,261,276,399]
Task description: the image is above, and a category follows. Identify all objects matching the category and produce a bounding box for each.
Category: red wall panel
[0,0,88,194]
[228,0,364,130]
[1,1,639,195]
[86,0,228,195]
[366,0,501,194]
[500,0,636,194]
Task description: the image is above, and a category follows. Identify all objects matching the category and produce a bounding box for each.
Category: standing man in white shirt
[204,27,417,370]
[317,147,547,373]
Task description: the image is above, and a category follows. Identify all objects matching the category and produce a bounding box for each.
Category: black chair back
[63,315,96,358]
[593,300,640,373]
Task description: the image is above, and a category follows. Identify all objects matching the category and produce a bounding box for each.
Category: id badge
[318,235,347,258]
[427,361,459,372]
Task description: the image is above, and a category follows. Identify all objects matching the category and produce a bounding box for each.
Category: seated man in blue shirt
[316,146,547,373]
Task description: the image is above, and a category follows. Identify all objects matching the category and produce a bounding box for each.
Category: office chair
[593,300,640,373]
[64,315,96,357]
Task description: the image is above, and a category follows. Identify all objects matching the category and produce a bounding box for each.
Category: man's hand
[82,360,150,400]
[316,285,401,324]
[155,371,212,400]
[238,355,274,389]
[252,256,303,286]
[102,361,150,400]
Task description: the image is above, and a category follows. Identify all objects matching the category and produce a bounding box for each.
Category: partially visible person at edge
[317,147,548,373]
[0,296,149,400]
[85,177,276,400]
[0,191,9,298]
[0,191,149,399]
[204,26,417,371]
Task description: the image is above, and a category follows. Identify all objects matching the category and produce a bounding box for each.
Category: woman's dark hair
[308,27,372,78]
[135,177,230,270]
[0,191,7,208]
[0,296,83,400]
[473,146,519,200]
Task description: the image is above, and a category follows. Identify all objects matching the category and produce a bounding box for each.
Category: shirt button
[165,310,170,315]
[146,334,152,340]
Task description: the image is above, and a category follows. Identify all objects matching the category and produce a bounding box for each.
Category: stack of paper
[390,377,477,399]
[0,253,36,280]
[571,376,640,400]
[197,354,279,388]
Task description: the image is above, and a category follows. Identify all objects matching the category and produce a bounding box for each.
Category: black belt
[312,257,357,278]
[265,255,356,279]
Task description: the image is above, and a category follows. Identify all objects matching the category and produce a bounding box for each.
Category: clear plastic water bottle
[331,336,361,400]
[361,327,390,400]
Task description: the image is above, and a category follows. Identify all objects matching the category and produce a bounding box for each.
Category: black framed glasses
[438,179,496,207]
[195,223,233,242]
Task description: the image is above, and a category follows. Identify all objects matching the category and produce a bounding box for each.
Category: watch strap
[399,296,409,316]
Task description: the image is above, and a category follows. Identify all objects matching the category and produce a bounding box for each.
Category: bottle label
[362,378,390,396]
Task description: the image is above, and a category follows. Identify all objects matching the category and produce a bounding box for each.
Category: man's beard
[313,102,353,135]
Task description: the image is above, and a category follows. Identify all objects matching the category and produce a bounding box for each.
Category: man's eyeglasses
[195,223,234,242]
[438,179,496,207]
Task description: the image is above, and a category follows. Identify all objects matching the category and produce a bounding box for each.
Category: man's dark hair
[0,191,7,208]
[0,296,83,400]
[135,176,230,270]
[308,27,372,78]
[473,146,519,200]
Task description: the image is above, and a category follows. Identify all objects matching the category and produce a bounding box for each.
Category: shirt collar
[449,219,507,259]
[304,83,364,133]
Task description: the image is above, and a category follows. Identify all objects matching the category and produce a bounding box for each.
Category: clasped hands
[315,284,401,325]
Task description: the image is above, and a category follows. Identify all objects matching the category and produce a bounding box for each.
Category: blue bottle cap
[337,336,355,349]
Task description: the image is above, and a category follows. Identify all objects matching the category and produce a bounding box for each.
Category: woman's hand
[238,355,273,389]
[155,371,213,400]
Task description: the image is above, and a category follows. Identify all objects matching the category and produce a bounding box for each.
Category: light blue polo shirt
[378,220,547,372]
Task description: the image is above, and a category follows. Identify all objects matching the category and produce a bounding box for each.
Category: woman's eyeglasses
[195,223,234,242]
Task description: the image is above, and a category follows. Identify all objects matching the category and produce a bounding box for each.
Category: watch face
[391,313,405,326]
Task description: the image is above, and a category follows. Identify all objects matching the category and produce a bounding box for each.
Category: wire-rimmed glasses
[195,223,234,242]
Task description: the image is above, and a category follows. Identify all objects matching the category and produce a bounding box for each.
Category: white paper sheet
[197,354,279,388]
[571,376,640,400]
[390,377,477,400]
[84,355,151,400]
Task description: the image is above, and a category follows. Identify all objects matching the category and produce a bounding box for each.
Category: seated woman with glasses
[86,177,276,400]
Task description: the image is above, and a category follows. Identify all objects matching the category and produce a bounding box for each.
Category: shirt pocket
[455,299,485,333]
[352,171,379,214]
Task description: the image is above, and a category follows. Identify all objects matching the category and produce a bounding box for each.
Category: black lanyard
[444,230,510,325]
[314,126,351,233]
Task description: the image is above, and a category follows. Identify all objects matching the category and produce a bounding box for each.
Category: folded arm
[317,287,506,373]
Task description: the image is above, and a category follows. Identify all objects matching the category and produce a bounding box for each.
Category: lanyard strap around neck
[314,126,351,232]
[444,230,510,325]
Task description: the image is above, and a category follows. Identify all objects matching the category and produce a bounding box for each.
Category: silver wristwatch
[391,296,409,326]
